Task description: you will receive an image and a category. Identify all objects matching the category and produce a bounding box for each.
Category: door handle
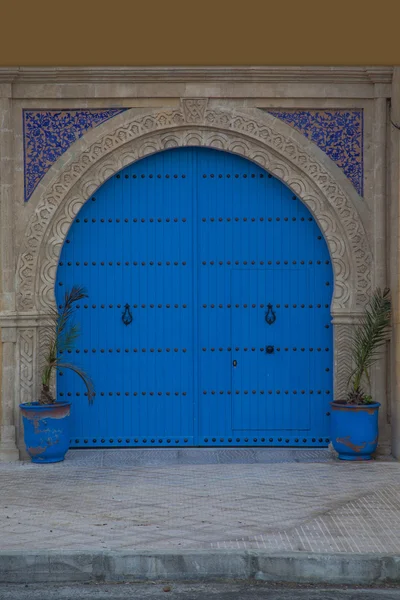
[233,360,237,367]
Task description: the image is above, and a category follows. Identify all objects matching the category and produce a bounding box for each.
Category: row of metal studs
[57,305,330,310]
[71,216,316,223]
[113,173,272,179]
[60,390,331,396]
[70,437,330,444]
[60,391,188,396]
[201,217,314,222]
[72,438,190,444]
[59,261,188,266]
[201,347,330,352]
[75,217,189,223]
[201,174,271,179]
[58,303,189,309]
[200,303,331,308]
[201,390,331,395]
[59,260,329,266]
[59,347,330,354]
[57,304,329,310]
[203,261,329,266]
[203,437,330,443]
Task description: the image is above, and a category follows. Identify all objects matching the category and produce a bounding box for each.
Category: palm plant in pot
[331,287,391,461]
[19,285,94,463]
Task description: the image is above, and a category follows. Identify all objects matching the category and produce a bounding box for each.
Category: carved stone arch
[14,101,373,409]
[17,102,372,317]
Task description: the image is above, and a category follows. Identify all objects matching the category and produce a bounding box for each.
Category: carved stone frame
[8,99,374,456]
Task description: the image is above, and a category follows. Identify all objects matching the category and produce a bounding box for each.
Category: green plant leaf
[40,285,95,404]
[347,287,391,404]
[55,362,95,405]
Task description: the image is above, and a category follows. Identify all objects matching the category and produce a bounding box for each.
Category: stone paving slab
[0,449,399,555]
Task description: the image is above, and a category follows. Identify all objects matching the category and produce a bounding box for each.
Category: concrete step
[1,550,400,585]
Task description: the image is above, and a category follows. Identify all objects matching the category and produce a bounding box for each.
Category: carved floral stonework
[17,105,372,311]
[23,109,127,201]
[181,98,208,123]
[15,104,373,403]
[268,110,364,196]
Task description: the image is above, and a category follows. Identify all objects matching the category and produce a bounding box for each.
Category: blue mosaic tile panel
[23,108,128,201]
[267,110,363,196]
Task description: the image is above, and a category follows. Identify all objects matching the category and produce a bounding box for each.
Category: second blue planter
[330,401,380,460]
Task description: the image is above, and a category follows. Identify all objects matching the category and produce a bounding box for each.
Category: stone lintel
[0,66,393,84]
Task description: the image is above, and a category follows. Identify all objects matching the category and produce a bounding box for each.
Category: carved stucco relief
[16,101,372,315]
[18,328,35,405]
[334,324,355,400]
[14,101,374,403]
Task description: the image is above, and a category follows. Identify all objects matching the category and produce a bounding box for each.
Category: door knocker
[122,303,133,326]
[265,303,276,325]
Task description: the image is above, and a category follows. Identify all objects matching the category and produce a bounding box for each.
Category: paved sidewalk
[1,448,400,554]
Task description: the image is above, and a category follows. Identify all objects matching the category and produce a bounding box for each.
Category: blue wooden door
[56,147,333,448]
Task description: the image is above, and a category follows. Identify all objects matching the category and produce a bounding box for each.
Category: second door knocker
[122,303,133,326]
[265,303,276,325]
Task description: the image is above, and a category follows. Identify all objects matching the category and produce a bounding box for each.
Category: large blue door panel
[196,149,332,446]
[56,150,196,446]
[56,147,333,448]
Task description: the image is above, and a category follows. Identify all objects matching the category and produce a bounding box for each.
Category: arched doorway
[55,147,333,448]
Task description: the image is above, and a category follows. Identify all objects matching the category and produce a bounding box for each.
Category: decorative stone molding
[18,328,35,405]
[37,326,55,398]
[0,66,393,84]
[181,98,208,123]
[334,323,355,399]
[16,103,372,317]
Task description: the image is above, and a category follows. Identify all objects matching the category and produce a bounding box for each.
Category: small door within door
[231,269,311,433]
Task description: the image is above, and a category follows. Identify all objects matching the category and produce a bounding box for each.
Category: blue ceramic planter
[19,402,71,463]
[330,401,380,461]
